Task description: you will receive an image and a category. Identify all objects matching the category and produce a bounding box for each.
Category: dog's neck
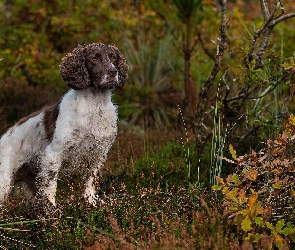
[66,87,113,106]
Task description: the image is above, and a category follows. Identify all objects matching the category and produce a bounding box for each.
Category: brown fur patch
[16,109,43,127]
[43,102,60,142]
[15,102,60,142]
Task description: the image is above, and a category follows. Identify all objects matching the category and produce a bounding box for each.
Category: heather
[1,0,295,249]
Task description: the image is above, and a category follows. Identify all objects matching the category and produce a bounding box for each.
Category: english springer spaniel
[0,43,129,206]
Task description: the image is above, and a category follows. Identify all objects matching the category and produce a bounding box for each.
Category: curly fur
[60,43,128,90]
[0,43,128,206]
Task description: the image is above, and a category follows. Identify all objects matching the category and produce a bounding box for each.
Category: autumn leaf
[216,176,225,185]
[272,182,282,189]
[229,189,239,203]
[272,177,282,189]
[272,168,283,175]
[247,168,258,181]
[226,174,233,184]
[273,233,284,246]
[237,189,246,204]
[281,131,288,142]
[248,191,258,211]
[288,114,295,126]
[229,144,237,160]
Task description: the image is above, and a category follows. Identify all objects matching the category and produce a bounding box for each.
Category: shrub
[0,77,60,135]
[213,114,295,249]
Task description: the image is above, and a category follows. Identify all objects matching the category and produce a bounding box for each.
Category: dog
[0,43,128,206]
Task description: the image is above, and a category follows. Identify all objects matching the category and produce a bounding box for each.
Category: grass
[0,128,294,249]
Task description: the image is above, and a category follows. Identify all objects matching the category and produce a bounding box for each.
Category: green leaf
[276,219,285,233]
[212,185,223,191]
[232,173,239,185]
[266,222,274,232]
[241,215,252,232]
[281,226,294,236]
[245,232,263,242]
[254,216,264,227]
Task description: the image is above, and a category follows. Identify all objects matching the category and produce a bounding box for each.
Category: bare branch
[246,9,275,62]
[272,13,295,26]
[246,0,285,64]
[195,0,228,157]
[260,0,270,20]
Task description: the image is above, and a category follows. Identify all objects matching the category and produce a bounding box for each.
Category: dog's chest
[55,89,118,153]
[73,102,117,141]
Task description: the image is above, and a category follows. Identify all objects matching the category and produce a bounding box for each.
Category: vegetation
[1,0,295,249]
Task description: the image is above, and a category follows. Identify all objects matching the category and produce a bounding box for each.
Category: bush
[213,114,295,249]
[0,77,60,135]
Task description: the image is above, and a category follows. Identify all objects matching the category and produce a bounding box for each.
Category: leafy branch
[195,0,295,161]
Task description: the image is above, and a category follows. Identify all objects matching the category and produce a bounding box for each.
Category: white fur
[0,88,117,205]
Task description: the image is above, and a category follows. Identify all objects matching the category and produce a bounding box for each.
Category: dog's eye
[109,54,116,61]
[92,57,98,61]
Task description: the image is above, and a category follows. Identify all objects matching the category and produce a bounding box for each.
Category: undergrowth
[213,114,295,249]
[2,116,295,249]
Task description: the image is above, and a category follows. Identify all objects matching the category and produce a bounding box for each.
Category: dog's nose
[108,68,118,77]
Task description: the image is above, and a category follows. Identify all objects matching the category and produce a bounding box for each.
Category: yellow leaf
[229,144,237,160]
[248,168,258,181]
[273,232,284,246]
[248,192,258,211]
[272,183,282,189]
[288,114,295,126]
[241,215,252,232]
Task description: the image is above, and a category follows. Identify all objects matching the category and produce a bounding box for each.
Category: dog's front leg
[84,165,101,205]
[36,146,61,206]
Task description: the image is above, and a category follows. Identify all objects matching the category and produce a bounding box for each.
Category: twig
[196,29,215,60]
[239,126,260,142]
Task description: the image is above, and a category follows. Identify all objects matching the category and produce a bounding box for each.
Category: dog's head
[59,43,129,90]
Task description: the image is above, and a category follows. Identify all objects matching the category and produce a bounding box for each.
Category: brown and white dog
[0,43,128,206]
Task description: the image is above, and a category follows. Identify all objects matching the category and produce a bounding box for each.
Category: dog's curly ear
[59,45,90,90]
[112,46,129,89]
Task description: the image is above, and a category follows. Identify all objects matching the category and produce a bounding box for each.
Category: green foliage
[173,0,202,22]
[0,0,140,90]
[0,77,59,134]
[213,114,295,248]
[123,141,198,191]
[115,35,181,128]
[110,181,204,234]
